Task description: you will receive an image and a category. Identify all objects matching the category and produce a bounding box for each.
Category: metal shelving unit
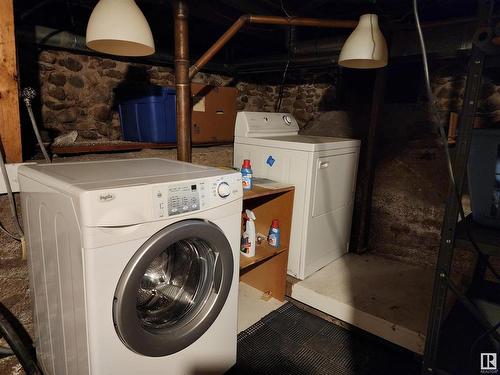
[421,2,500,373]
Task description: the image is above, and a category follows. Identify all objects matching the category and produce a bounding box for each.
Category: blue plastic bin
[117,85,176,143]
[468,128,500,229]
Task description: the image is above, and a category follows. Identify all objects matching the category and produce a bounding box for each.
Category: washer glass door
[113,220,234,357]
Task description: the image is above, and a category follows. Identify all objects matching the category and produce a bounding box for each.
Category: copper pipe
[173,0,191,162]
[249,15,357,28]
[189,14,358,79]
[189,15,249,79]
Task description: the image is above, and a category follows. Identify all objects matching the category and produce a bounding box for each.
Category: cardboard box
[191,83,237,144]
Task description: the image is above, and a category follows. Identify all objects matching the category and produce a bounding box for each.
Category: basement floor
[230,302,421,375]
[238,282,285,333]
[289,253,435,355]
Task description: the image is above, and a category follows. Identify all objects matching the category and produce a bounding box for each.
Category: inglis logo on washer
[99,193,115,202]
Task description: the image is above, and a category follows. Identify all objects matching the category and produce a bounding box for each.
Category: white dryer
[234,111,360,280]
[19,158,242,375]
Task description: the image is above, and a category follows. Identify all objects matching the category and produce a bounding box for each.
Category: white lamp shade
[86,0,155,56]
[339,14,388,69]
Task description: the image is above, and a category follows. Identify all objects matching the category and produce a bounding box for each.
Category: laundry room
[1,1,500,374]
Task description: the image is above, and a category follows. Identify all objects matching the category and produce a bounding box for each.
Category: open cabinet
[239,185,294,301]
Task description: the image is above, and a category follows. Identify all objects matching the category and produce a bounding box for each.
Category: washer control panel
[153,182,205,218]
[152,173,242,219]
[167,183,202,216]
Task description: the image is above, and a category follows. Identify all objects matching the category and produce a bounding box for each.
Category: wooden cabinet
[239,185,294,301]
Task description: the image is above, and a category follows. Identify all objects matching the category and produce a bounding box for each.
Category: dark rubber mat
[228,303,421,375]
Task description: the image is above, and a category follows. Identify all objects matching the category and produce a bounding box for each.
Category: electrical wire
[275,1,293,112]
[275,60,290,112]
[0,225,21,241]
[0,304,42,374]
[413,0,499,281]
[0,149,23,239]
[280,0,291,18]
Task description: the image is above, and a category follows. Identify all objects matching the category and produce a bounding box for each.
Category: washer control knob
[217,182,231,198]
[282,115,292,125]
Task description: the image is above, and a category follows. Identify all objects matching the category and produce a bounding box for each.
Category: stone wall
[37,50,330,143]
[432,63,500,124]
[236,82,332,127]
[368,104,454,270]
[368,61,500,276]
[39,50,233,142]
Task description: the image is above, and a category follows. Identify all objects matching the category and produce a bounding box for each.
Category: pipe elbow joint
[240,15,251,23]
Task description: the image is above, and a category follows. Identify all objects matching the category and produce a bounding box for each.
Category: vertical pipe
[173,0,191,162]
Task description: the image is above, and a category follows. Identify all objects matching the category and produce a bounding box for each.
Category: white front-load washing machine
[19,158,243,375]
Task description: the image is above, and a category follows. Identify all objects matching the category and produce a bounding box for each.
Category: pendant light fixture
[86,0,155,56]
[339,14,388,69]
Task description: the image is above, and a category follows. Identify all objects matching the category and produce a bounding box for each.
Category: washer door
[113,219,234,357]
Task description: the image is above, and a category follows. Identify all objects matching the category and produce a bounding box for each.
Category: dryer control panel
[152,173,242,219]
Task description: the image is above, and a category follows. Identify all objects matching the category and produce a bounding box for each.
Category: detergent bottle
[241,159,253,190]
[241,209,256,257]
[268,219,281,248]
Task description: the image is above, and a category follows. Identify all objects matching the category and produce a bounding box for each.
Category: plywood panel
[244,189,294,250]
[290,253,434,354]
[240,250,289,302]
[0,0,23,162]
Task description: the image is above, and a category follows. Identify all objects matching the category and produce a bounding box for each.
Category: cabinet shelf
[239,183,294,301]
[240,242,288,271]
[243,185,295,200]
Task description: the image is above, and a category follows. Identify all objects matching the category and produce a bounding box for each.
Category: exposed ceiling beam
[216,0,271,15]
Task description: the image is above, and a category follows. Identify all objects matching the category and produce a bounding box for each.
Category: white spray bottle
[242,209,256,257]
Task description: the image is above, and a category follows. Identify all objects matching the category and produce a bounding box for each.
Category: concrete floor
[238,282,285,333]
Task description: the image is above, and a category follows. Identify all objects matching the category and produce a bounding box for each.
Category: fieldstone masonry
[38,50,330,143]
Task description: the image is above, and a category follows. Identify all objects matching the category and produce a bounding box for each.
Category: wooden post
[0,0,23,162]
[350,68,387,253]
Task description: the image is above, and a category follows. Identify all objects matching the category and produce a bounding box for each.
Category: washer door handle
[319,161,330,169]
[212,252,222,294]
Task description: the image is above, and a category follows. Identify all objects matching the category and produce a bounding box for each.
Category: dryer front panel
[113,219,234,357]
